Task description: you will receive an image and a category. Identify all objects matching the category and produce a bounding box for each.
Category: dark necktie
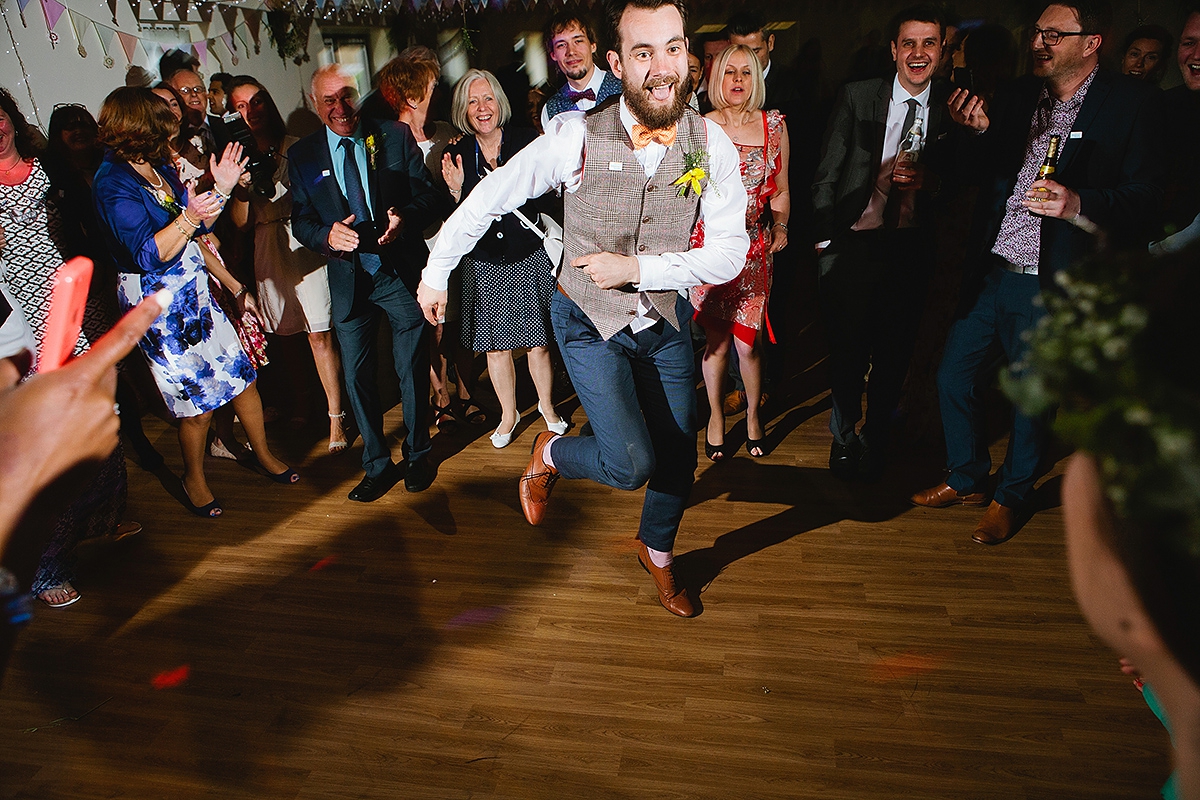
[565,87,595,104]
[884,98,920,229]
[338,137,381,275]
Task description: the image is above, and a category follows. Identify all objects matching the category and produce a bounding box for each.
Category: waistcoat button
[638,244,647,252]
[642,216,651,224]
[647,185,655,192]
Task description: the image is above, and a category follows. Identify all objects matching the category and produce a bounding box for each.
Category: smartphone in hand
[37,256,93,372]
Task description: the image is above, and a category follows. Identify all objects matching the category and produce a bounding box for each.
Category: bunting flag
[242,9,261,54]
[40,0,65,46]
[219,31,237,65]
[117,29,139,63]
[194,38,207,67]
[149,0,164,20]
[125,0,139,21]
[170,0,188,21]
[218,5,238,39]
[195,1,213,23]
[96,23,117,68]
[67,8,88,56]
[106,0,118,23]
[17,0,33,24]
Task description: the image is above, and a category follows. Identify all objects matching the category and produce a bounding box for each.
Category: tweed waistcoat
[560,103,708,340]
[544,71,623,121]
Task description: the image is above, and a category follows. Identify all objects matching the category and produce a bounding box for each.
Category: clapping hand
[327,214,360,253]
[442,152,465,200]
[210,142,249,197]
[377,208,404,246]
[948,88,989,132]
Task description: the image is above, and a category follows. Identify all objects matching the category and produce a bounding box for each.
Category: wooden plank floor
[0,349,1171,799]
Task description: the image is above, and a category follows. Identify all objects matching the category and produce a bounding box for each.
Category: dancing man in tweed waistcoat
[419,0,748,617]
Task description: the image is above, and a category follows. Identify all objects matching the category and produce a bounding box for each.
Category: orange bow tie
[631,123,677,149]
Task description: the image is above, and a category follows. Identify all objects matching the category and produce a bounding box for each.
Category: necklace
[0,154,22,174]
[144,167,164,189]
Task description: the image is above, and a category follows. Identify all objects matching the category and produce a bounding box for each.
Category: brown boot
[972,501,1017,545]
[519,432,560,526]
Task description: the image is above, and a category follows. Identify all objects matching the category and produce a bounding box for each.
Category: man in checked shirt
[910,0,1165,544]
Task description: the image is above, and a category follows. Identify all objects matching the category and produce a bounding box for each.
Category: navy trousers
[937,266,1050,507]
[549,291,698,552]
[333,268,431,479]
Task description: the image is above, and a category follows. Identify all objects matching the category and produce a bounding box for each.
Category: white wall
[0,0,325,132]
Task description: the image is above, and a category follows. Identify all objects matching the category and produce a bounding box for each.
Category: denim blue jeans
[937,266,1050,508]
[549,291,698,552]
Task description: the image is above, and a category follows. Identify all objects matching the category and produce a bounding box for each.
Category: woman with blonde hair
[440,68,565,448]
[691,43,790,460]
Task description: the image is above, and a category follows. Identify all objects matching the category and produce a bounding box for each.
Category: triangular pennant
[242,9,261,53]
[40,0,66,31]
[117,30,139,63]
[67,9,88,55]
[17,0,33,16]
[195,1,212,23]
[170,0,187,21]
[95,23,117,67]
[150,0,164,20]
[218,5,238,38]
[125,0,139,20]
[106,0,119,23]
[194,39,207,67]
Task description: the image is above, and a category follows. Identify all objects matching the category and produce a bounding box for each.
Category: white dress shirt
[425,98,749,329]
[324,125,374,212]
[540,67,612,129]
[851,74,931,231]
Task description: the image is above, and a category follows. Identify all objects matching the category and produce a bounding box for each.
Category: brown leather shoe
[519,432,560,526]
[637,542,696,618]
[972,501,1017,545]
[910,481,988,508]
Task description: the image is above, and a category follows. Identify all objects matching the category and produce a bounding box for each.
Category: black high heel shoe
[705,440,728,462]
[746,437,766,458]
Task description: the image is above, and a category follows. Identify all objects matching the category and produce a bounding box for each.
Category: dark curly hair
[97,86,176,164]
[0,87,41,161]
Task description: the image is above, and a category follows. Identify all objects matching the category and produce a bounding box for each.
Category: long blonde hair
[707,44,765,112]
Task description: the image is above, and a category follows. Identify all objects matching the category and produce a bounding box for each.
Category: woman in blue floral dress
[93,87,296,517]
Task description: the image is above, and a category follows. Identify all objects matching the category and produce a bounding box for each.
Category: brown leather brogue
[972,501,1017,545]
[910,481,988,508]
[637,542,696,618]
[519,432,560,526]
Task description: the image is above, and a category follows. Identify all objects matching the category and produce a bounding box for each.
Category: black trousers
[817,228,931,451]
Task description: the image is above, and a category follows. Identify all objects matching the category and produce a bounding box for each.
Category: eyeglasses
[1030,27,1096,46]
[176,86,206,95]
[53,102,87,110]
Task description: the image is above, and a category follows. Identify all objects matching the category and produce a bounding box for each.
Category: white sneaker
[490,413,521,448]
[539,404,569,435]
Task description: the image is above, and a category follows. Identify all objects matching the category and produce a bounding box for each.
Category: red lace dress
[691,109,784,346]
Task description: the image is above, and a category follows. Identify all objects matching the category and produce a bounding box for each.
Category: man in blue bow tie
[540,10,623,128]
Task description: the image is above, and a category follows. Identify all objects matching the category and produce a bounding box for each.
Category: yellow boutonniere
[365,134,378,170]
[672,149,709,198]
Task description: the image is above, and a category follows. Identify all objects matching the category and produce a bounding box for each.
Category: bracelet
[179,209,200,229]
[774,222,788,230]
[213,186,231,203]
[234,286,247,299]
[172,218,194,239]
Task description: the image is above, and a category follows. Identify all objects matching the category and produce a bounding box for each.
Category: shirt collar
[567,66,607,96]
[762,60,772,80]
[891,73,932,107]
[325,124,364,150]
[1038,65,1099,110]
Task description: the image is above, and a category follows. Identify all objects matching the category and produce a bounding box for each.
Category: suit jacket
[963,70,1165,289]
[289,118,438,322]
[811,76,954,244]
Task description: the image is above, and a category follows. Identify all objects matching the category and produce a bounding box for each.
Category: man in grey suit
[812,4,954,482]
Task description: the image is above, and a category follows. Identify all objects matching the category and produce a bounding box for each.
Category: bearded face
[623,69,689,129]
[608,4,692,130]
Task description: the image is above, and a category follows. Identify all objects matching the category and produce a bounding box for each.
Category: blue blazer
[963,69,1166,290]
[288,118,439,323]
[93,153,209,276]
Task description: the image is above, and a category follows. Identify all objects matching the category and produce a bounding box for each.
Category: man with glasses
[911,1,1164,544]
[167,68,216,160]
[290,64,440,501]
